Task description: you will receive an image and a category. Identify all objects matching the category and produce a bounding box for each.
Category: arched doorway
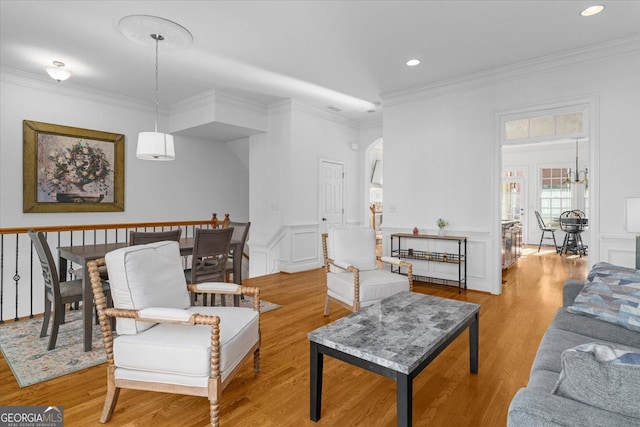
[365,138,383,231]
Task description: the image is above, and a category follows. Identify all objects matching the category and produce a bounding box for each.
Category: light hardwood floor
[0,246,588,426]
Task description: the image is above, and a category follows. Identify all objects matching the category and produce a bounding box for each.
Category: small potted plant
[437,218,448,236]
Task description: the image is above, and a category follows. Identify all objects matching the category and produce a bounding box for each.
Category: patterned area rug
[0,296,280,388]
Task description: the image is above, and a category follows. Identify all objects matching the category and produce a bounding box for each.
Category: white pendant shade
[136,132,175,161]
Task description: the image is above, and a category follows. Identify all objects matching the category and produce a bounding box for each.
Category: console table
[390,233,467,293]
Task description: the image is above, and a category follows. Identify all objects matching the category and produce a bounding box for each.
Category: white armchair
[322,228,413,314]
[89,241,260,426]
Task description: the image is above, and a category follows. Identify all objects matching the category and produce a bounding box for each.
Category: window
[505,112,583,142]
[540,168,572,225]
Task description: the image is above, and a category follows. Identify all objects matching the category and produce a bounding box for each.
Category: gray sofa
[507,278,640,426]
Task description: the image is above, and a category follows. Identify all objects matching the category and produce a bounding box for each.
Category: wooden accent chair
[322,228,413,315]
[89,240,260,426]
[185,228,233,306]
[129,228,182,246]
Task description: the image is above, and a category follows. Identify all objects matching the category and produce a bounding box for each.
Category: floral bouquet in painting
[38,139,112,203]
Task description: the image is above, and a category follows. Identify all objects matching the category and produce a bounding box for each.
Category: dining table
[57,237,243,352]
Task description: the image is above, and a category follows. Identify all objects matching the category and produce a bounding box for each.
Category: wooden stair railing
[0,220,218,322]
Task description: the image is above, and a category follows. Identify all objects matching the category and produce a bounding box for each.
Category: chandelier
[566,138,588,185]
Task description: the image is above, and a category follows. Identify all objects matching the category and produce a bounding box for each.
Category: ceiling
[2,1,639,128]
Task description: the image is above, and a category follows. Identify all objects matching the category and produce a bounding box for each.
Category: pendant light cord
[151,33,164,134]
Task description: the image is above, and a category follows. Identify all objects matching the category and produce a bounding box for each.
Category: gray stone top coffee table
[308,291,480,426]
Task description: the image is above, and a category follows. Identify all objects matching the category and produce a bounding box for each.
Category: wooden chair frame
[89,258,260,427]
[129,229,182,246]
[321,232,413,314]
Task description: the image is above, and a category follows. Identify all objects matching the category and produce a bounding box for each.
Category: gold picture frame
[23,120,125,213]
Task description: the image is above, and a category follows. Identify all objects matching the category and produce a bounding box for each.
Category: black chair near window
[535,211,559,253]
[559,210,588,256]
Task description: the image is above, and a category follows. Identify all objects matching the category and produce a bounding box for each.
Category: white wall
[0,73,250,319]
[0,74,250,227]
[248,100,362,275]
[382,40,640,294]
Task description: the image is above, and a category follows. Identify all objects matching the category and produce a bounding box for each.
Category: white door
[501,176,528,243]
[320,160,345,233]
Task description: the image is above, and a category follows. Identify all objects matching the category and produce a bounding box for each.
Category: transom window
[505,111,583,142]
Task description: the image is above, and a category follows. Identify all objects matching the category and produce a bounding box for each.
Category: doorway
[496,96,598,293]
[367,139,383,232]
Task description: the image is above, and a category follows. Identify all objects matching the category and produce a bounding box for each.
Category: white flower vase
[438,227,446,237]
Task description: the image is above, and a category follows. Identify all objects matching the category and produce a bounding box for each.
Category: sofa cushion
[105,241,191,335]
[552,343,640,419]
[567,264,640,333]
[508,388,640,427]
[113,306,259,383]
[551,308,640,348]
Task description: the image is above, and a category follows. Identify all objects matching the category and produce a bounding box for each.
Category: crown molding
[0,66,165,114]
[382,35,640,107]
[291,99,360,129]
[359,118,383,130]
[2,67,269,119]
[170,88,268,115]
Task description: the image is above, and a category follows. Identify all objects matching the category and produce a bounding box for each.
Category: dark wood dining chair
[184,227,233,306]
[225,221,251,283]
[129,229,182,246]
[28,229,110,350]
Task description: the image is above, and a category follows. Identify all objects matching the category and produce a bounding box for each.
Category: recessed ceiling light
[580,5,605,16]
[406,59,421,67]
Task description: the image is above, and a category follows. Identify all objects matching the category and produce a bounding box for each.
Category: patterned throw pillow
[552,343,640,419]
[568,263,640,332]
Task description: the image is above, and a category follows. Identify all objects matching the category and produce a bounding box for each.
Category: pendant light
[118,15,193,161]
[136,33,175,161]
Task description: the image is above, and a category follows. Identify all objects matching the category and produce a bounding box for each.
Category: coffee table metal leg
[469,312,479,373]
[397,373,412,427]
[310,342,323,421]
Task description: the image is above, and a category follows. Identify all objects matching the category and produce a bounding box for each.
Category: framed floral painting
[23,120,125,213]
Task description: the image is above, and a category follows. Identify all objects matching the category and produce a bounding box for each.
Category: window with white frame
[540,168,572,225]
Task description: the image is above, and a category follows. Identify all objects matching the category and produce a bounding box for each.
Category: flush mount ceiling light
[580,5,605,16]
[406,59,421,67]
[119,15,193,161]
[45,61,71,82]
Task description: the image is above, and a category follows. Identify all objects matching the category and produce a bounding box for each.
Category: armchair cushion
[138,307,193,323]
[327,269,410,307]
[194,282,241,292]
[327,228,377,271]
[106,241,191,335]
[114,306,259,383]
